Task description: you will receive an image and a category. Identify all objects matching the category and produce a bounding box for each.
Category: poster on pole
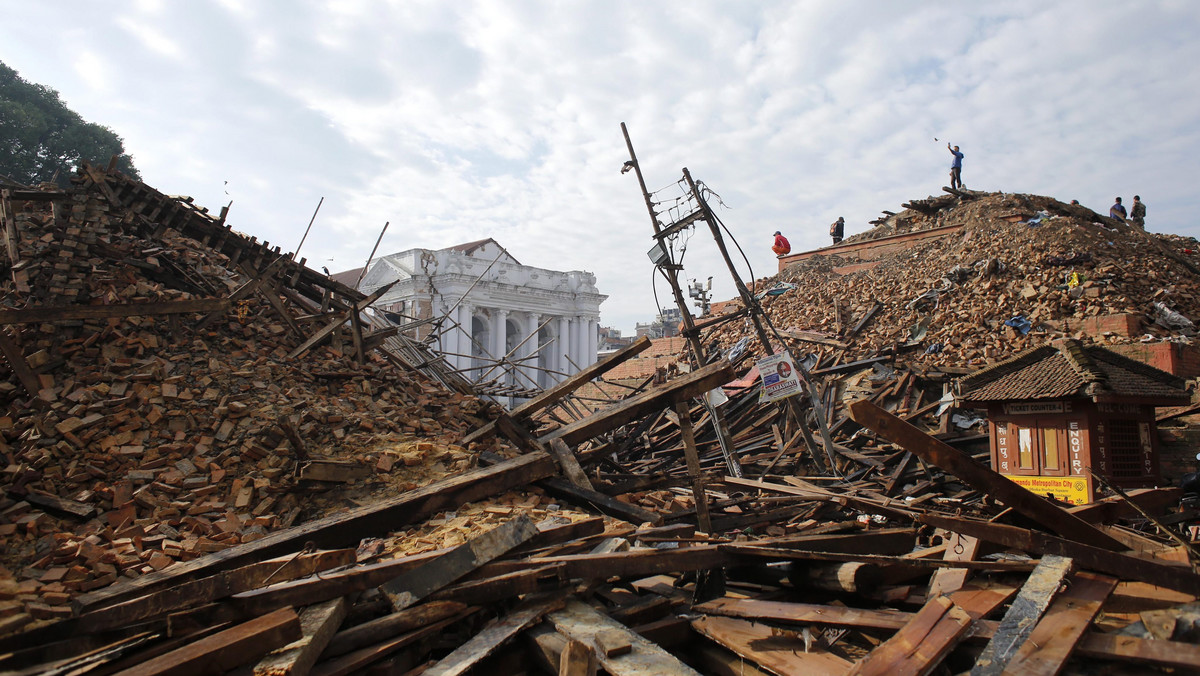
[757,351,801,402]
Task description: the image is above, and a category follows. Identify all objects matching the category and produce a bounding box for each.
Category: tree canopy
[0,61,140,188]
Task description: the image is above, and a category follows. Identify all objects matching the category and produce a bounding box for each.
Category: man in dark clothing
[947,143,964,190]
[1130,195,1146,228]
[1110,197,1127,220]
[772,231,791,256]
[830,216,845,244]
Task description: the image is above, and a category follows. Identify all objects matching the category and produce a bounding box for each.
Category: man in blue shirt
[947,143,964,190]
[1110,197,1127,220]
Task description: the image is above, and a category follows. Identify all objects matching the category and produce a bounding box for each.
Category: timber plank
[548,438,595,491]
[919,513,1200,596]
[77,549,354,633]
[253,597,348,676]
[540,359,735,447]
[691,615,851,676]
[971,554,1074,676]
[110,607,301,676]
[424,593,566,676]
[380,515,541,610]
[309,616,459,676]
[697,592,1200,670]
[548,599,702,676]
[998,572,1117,676]
[848,596,972,676]
[286,280,396,359]
[0,328,40,395]
[0,298,230,325]
[558,639,598,676]
[322,601,468,658]
[234,516,538,616]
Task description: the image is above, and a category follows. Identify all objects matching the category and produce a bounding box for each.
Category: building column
[586,317,598,366]
[491,308,508,360]
[454,303,473,372]
[573,315,587,371]
[523,312,540,388]
[557,315,571,381]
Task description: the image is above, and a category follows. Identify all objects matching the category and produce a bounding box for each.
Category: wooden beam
[970,554,1074,676]
[675,400,713,532]
[996,571,1117,676]
[691,615,851,675]
[848,400,1126,551]
[322,601,468,658]
[75,549,354,633]
[253,597,348,676]
[928,532,981,597]
[848,595,972,676]
[111,607,301,676]
[425,593,566,676]
[286,280,397,359]
[379,515,540,610]
[697,591,1200,671]
[919,513,1200,596]
[540,359,735,447]
[0,328,40,395]
[73,451,554,615]
[308,616,460,676]
[194,256,287,330]
[548,439,595,491]
[548,598,702,676]
[0,298,230,325]
[558,639,598,676]
[232,516,539,616]
[537,476,663,526]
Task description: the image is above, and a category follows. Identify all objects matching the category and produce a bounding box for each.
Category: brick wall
[1109,341,1200,379]
[1157,427,1200,485]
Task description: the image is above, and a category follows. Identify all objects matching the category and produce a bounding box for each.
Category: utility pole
[681,169,840,474]
[621,123,741,482]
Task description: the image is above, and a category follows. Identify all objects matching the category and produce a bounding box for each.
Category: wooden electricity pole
[681,168,840,475]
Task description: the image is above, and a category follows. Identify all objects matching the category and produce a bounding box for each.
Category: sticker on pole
[757,352,801,402]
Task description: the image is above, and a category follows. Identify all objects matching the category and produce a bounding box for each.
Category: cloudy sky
[4,1,1198,333]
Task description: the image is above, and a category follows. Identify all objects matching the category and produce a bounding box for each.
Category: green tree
[0,61,140,188]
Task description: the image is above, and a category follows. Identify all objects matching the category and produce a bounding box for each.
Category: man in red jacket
[772,230,791,257]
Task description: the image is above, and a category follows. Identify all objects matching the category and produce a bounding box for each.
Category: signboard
[757,352,801,403]
[1003,402,1068,415]
[1004,474,1092,505]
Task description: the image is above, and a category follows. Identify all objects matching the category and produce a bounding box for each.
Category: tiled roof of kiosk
[957,338,1188,403]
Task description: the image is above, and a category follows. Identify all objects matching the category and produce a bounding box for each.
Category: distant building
[335,238,606,390]
[634,307,682,339]
[598,326,633,354]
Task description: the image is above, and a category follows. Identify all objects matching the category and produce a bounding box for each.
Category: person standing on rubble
[830,216,845,244]
[947,142,964,190]
[772,230,791,257]
[1130,195,1146,228]
[1110,196,1127,220]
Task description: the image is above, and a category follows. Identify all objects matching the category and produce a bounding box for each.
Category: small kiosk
[956,339,1189,505]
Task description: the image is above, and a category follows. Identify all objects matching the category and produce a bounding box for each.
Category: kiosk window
[1017,428,1035,470]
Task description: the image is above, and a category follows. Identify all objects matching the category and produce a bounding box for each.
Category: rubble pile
[717,192,1200,368]
[2,170,1199,674]
[0,173,509,622]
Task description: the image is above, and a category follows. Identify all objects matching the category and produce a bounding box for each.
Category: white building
[341,238,606,391]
